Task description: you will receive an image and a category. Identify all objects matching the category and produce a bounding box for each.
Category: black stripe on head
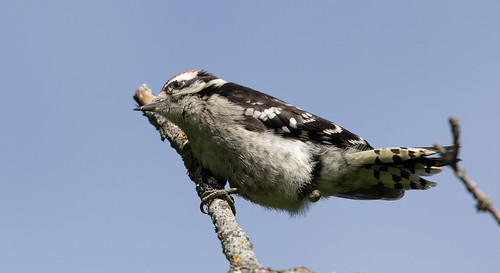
[195,70,219,83]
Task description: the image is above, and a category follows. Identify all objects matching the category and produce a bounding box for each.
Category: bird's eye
[171,80,185,90]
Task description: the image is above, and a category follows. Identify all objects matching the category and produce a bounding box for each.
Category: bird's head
[134,70,226,113]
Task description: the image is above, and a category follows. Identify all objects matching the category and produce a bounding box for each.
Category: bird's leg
[196,169,238,215]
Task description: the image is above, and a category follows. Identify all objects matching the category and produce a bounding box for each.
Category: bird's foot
[199,188,239,215]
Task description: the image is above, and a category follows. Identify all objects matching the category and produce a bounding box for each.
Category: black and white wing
[204,82,373,151]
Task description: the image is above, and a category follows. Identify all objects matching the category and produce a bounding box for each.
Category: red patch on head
[173,69,199,78]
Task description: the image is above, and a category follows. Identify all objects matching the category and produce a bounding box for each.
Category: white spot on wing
[289,117,297,129]
[323,127,343,135]
[263,108,276,119]
[348,139,367,145]
[244,108,254,116]
[259,112,269,121]
[303,117,316,123]
[302,112,313,119]
[281,126,291,133]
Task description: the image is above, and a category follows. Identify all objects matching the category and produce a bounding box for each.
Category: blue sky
[1,1,499,272]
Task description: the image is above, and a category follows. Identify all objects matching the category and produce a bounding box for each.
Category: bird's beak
[134,101,165,112]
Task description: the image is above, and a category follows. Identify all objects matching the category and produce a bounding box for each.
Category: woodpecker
[136,70,447,214]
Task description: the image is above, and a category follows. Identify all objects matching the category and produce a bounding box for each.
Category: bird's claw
[199,188,239,215]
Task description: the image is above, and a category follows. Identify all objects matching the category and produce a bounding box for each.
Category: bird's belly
[188,127,316,211]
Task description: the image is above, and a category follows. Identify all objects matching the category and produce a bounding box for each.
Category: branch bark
[435,116,500,226]
[134,84,314,273]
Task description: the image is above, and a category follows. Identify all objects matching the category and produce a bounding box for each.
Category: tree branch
[134,84,314,273]
[434,116,500,226]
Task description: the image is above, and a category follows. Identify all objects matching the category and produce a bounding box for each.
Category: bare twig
[435,116,500,226]
[134,84,314,273]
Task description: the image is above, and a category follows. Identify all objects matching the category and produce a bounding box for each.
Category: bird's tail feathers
[344,146,449,192]
[363,165,437,190]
